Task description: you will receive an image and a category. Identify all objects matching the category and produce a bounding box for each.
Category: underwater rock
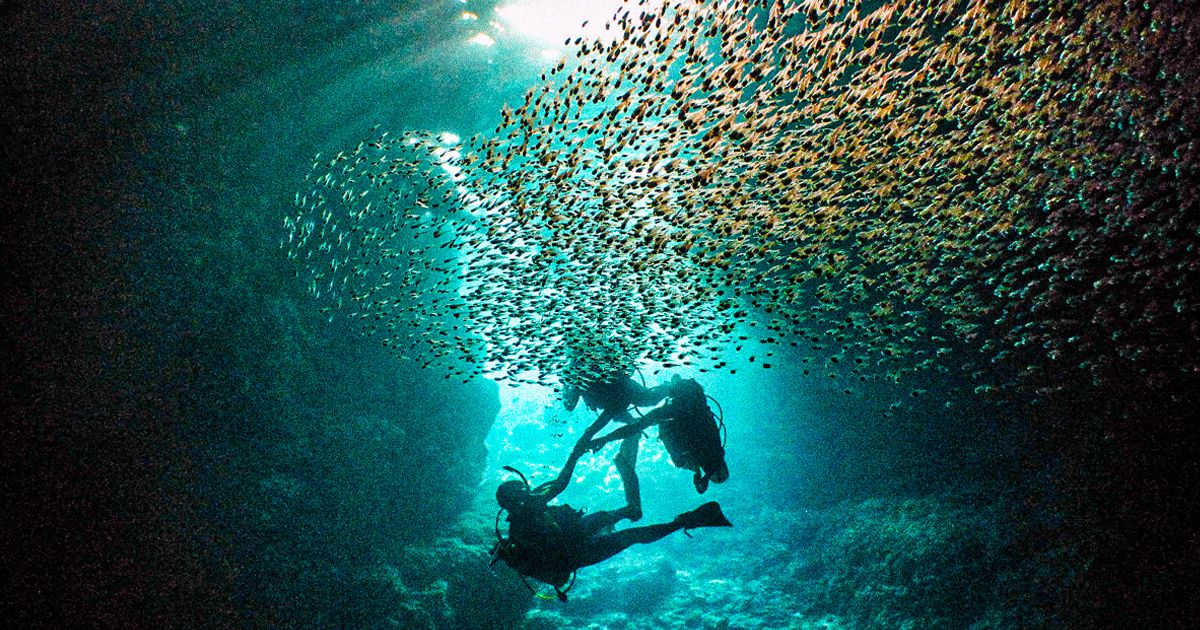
[534,492,1079,629]
[556,555,680,617]
[388,511,532,629]
[522,609,575,630]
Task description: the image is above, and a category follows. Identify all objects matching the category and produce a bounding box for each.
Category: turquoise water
[5,1,1196,628]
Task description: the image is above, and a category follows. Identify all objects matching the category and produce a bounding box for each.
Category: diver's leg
[614,435,642,521]
[580,509,625,535]
[574,503,731,569]
[574,522,682,568]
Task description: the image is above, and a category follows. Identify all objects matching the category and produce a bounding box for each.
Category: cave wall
[2,5,505,627]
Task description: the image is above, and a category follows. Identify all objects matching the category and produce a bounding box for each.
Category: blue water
[5,1,1195,628]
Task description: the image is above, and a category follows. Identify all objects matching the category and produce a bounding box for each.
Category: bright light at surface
[497,381,557,415]
[470,32,495,46]
[539,48,560,60]
[494,0,659,44]
[436,151,462,178]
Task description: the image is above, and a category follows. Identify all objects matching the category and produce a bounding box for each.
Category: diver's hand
[563,387,581,412]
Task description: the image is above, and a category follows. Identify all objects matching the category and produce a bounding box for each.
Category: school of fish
[283,0,1198,401]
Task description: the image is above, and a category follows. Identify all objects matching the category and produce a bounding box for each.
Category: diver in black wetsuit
[553,368,669,520]
[587,375,729,494]
[490,439,732,600]
[562,370,666,424]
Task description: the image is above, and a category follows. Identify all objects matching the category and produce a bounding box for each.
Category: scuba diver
[552,367,669,518]
[562,368,666,425]
[490,464,732,601]
[587,375,729,494]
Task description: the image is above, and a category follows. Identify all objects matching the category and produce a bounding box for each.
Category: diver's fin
[675,501,732,530]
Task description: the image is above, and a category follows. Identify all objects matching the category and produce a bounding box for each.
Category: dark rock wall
[2,3,503,628]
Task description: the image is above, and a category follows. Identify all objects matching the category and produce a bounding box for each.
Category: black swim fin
[675,501,732,530]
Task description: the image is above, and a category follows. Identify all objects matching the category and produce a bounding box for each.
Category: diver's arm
[530,479,566,503]
[535,427,592,500]
[542,417,606,498]
[589,423,645,450]
[589,408,664,451]
[627,378,668,407]
[532,443,585,501]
